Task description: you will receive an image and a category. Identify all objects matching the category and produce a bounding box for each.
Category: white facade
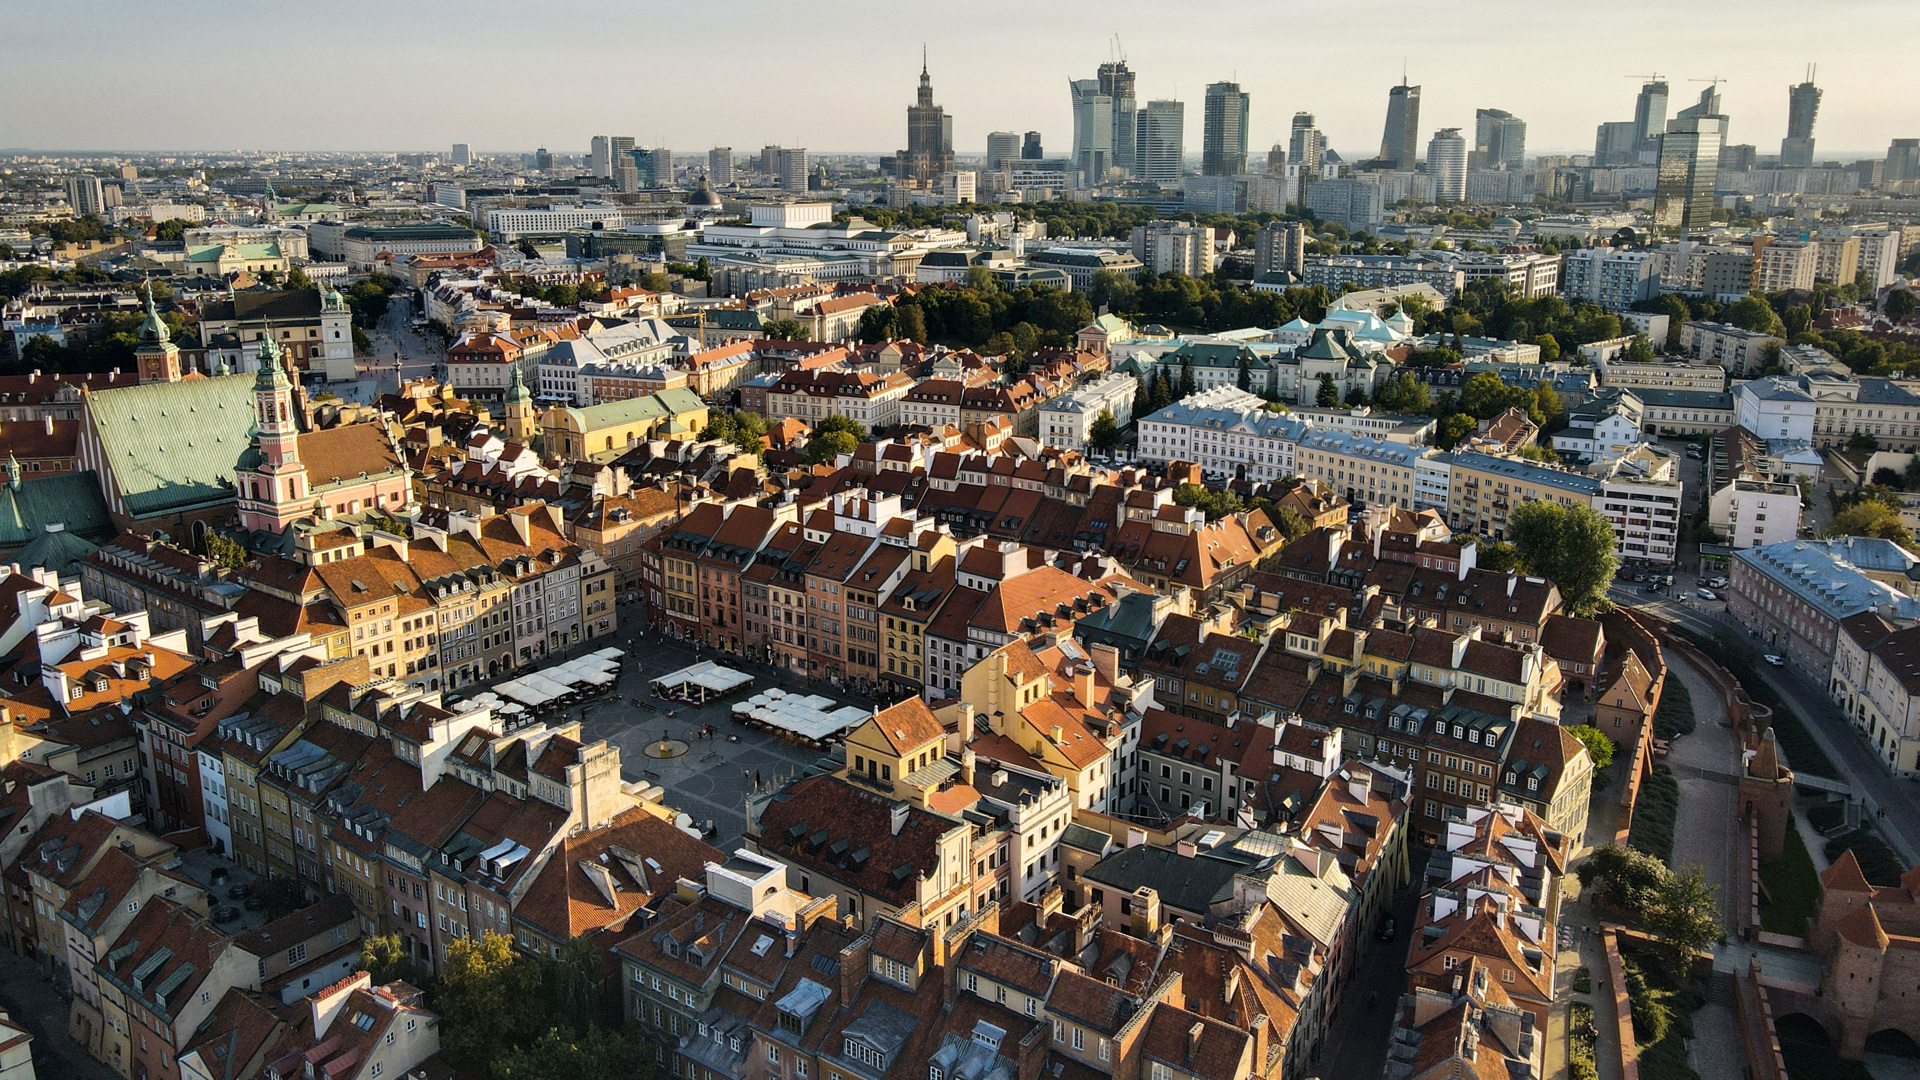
[1681,321,1782,376]
[485,203,635,239]
[1561,248,1660,310]
[1134,385,1310,484]
[1733,378,1818,443]
[197,748,230,855]
[1038,373,1139,451]
[1753,239,1817,293]
[1710,478,1802,549]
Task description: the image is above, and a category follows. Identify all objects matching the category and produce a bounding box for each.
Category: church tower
[133,282,181,384]
[502,366,538,444]
[237,335,311,534]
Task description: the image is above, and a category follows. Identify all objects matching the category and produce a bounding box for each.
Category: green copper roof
[653,387,708,416]
[86,374,256,518]
[0,471,111,557]
[185,242,283,262]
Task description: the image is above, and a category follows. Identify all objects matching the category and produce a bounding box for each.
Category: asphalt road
[366,293,445,392]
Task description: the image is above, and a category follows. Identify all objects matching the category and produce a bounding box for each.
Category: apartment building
[1680,320,1782,376]
[1730,538,1920,674]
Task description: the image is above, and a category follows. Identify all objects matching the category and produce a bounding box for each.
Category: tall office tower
[1594,121,1640,165]
[1098,61,1138,177]
[1721,144,1758,172]
[1070,79,1115,184]
[630,148,671,188]
[1202,81,1249,176]
[1136,99,1185,185]
[1022,132,1043,160]
[534,147,553,173]
[1290,113,1325,172]
[451,143,472,167]
[1655,87,1727,233]
[1632,80,1670,156]
[1253,222,1306,277]
[64,175,105,216]
[1780,69,1821,167]
[1377,80,1421,169]
[1888,139,1920,183]
[986,132,1019,172]
[1426,129,1467,202]
[1473,109,1527,170]
[708,147,733,186]
[778,148,809,193]
[893,56,956,184]
[590,136,613,178]
[1266,145,1287,174]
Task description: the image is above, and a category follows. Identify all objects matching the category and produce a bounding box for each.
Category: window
[769,1046,781,1065]
[1072,1027,1085,1051]
[288,943,307,965]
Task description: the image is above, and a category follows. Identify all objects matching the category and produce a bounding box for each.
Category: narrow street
[1316,882,1421,1080]
[0,949,120,1080]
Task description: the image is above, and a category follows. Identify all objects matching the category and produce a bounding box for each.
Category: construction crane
[1624,73,1667,83]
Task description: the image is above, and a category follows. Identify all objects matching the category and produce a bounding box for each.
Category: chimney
[960,748,976,788]
[42,415,52,436]
[1347,767,1372,806]
[508,511,532,546]
[839,934,871,1003]
[890,801,910,836]
[1089,642,1121,689]
[1038,884,1064,923]
[1050,725,1063,745]
[1072,662,1096,708]
[1187,1022,1205,1062]
[957,703,975,751]
[1176,840,1198,858]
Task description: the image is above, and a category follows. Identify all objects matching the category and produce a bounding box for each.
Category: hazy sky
[5,0,1916,160]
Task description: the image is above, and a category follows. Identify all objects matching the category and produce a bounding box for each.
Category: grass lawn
[1759,821,1821,936]
[1618,941,1705,1080]
[1629,762,1678,863]
[1654,676,1695,740]
[1826,827,1905,886]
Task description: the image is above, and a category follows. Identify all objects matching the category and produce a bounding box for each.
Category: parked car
[1696,589,1718,601]
[1765,654,1786,667]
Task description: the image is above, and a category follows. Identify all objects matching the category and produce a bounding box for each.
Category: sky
[4,0,1917,161]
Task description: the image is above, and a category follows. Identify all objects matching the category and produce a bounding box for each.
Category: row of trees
[856,278,1094,356]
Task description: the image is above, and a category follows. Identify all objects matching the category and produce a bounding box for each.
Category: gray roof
[1082,844,1257,916]
[1448,451,1602,495]
[1735,539,1920,623]
[1633,388,1734,410]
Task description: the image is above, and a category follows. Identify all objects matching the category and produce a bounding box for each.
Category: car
[1696,589,1718,600]
[1765,654,1786,667]
[211,906,241,923]
[1708,577,1728,588]
[1378,918,1397,942]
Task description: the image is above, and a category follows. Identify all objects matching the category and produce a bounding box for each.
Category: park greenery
[1565,725,1615,770]
[435,930,646,1079]
[1576,845,1723,972]
[1506,501,1620,614]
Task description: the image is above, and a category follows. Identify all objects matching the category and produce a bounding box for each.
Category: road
[0,949,121,1080]
[1317,882,1421,1080]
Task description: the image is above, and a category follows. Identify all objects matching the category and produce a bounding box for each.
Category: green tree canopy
[439,931,541,1069]
[763,318,809,341]
[1434,413,1477,450]
[1722,296,1783,335]
[1087,409,1122,452]
[1507,501,1621,614]
[1315,373,1338,406]
[1888,289,1917,322]
[805,430,858,463]
[1565,725,1616,769]
[1624,334,1655,363]
[1172,483,1244,521]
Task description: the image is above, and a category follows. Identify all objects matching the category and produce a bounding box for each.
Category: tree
[764,318,809,341]
[1272,506,1312,543]
[1888,289,1918,322]
[1846,431,1881,455]
[516,238,540,260]
[1722,296,1782,335]
[1624,334,1655,364]
[897,303,928,343]
[360,934,414,986]
[1533,384,1563,426]
[1507,501,1621,614]
[492,1026,650,1080]
[1178,358,1195,398]
[813,414,869,442]
[18,335,64,372]
[694,255,712,281]
[1575,844,1669,912]
[1874,466,1906,490]
[1514,443,1561,463]
[1533,333,1561,364]
[199,532,250,571]
[1173,483,1243,521]
[1830,500,1912,546]
[439,931,541,1069]
[1087,409,1122,452]
[1565,725,1616,770]
[1644,866,1724,971]
[1475,540,1524,574]
[1315,373,1338,407]
[1236,355,1252,392]
[963,265,1001,293]
[638,272,672,292]
[805,430,858,464]
[152,218,192,243]
[1149,369,1173,410]
[285,266,314,292]
[1434,413,1477,449]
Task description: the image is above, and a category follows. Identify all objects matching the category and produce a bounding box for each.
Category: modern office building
[1202,81,1250,176]
[1594,121,1641,165]
[590,135,613,178]
[630,147,671,189]
[609,136,637,191]
[708,147,733,186]
[533,147,553,173]
[1136,99,1185,185]
[1378,80,1422,170]
[890,57,955,185]
[1022,131,1043,160]
[1098,61,1139,177]
[451,143,472,167]
[1473,109,1527,170]
[1427,129,1468,202]
[1780,69,1821,167]
[1290,113,1326,172]
[1632,80,1669,156]
[1885,139,1919,183]
[986,131,1019,172]
[1070,79,1115,183]
[1654,86,1727,234]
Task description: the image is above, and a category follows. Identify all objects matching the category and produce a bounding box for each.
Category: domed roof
[689,178,723,207]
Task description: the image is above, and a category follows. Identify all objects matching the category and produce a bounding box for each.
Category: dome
[689,178,723,207]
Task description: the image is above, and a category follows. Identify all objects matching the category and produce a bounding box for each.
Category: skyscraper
[1070,79,1115,184]
[1594,121,1640,165]
[1473,109,1527,170]
[1289,113,1325,173]
[628,148,671,189]
[534,147,553,173]
[1426,129,1467,202]
[986,132,1019,172]
[1378,80,1421,169]
[1098,61,1138,177]
[1632,80,1670,156]
[590,136,612,178]
[1022,132,1043,160]
[1136,99,1185,186]
[65,175,105,216]
[891,55,955,185]
[451,143,472,167]
[1888,139,1920,184]
[778,148,809,193]
[709,147,733,187]
[1655,86,1727,233]
[761,145,781,177]
[1202,82,1249,177]
[1780,69,1821,167]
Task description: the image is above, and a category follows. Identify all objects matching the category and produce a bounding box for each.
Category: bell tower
[237,335,311,534]
[502,366,538,444]
[133,281,181,384]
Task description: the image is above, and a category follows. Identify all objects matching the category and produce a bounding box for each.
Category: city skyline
[4,0,1916,158]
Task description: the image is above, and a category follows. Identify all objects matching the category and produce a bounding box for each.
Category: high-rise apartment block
[1202,81,1249,176]
[65,174,106,216]
[1426,128,1467,202]
[451,143,472,167]
[708,147,733,186]
[1886,139,1920,184]
[1378,80,1422,169]
[590,135,612,178]
[1136,99,1184,185]
[1304,177,1386,230]
[778,147,810,192]
[1253,222,1307,278]
[1290,113,1325,172]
